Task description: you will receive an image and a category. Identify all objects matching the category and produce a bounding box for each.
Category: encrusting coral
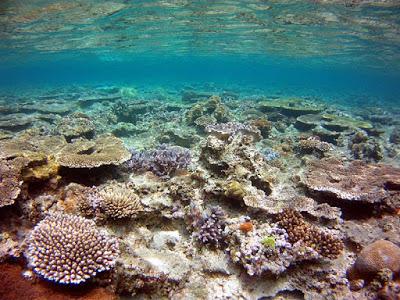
[276,209,344,259]
[99,184,143,219]
[25,213,120,284]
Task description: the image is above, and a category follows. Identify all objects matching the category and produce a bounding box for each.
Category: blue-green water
[1,0,400,104]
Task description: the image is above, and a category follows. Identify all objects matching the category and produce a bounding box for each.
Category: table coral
[56,135,131,168]
[305,158,400,213]
[26,213,119,284]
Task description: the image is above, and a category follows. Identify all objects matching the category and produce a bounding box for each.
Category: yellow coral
[224,181,246,200]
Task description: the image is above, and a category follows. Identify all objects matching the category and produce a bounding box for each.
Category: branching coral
[26,213,119,284]
[276,209,344,259]
[128,144,191,177]
[99,184,143,219]
[227,221,318,276]
[191,206,227,248]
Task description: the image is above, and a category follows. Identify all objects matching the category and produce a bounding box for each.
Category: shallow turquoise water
[0,0,399,104]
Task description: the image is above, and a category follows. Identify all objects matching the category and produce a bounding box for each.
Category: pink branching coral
[26,213,119,284]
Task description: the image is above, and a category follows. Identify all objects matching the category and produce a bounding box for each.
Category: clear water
[1,0,400,103]
[1,1,400,299]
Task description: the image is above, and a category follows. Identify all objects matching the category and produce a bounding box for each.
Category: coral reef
[26,213,119,284]
[227,220,320,276]
[186,95,230,126]
[351,240,400,280]
[99,184,143,219]
[190,206,227,248]
[127,144,191,177]
[56,113,95,141]
[0,158,26,207]
[304,158,400,213]
[56,135,131,168]
[0,84,399,299]
[276,209,344,259]
[205,122,261,142]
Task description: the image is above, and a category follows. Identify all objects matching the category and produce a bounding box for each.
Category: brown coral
[276,209,344,259]
[56,135,131,168]
[0,157,27,207]
[353,240,400,280]
[26,213,119,284]
[99,184,143,219]
[305,158,400,213]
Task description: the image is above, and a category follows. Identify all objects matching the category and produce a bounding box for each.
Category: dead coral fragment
[26,213,119,284]
[276,209,344,259]
[99,185,143,219]
[0,158,26,207]
[56,135,131,168]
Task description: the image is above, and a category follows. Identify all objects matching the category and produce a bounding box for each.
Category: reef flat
[0,84,400,300]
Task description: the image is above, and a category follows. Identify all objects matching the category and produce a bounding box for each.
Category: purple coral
[192,206,227,248]
[127,144,191,177]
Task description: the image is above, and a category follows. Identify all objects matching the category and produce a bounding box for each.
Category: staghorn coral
[99,184,143,219]
[191,206,227,248]
[128,144,191,178]
[56,135,131,168]
[26,213,119,284]
[276,209,344,259]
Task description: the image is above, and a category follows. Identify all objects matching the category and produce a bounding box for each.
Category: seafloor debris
[25,213,119,284]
